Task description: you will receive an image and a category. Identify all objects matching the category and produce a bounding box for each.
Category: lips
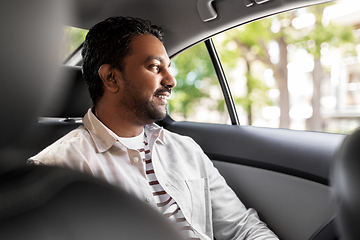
[154,94,169,100]
[154,88,171,100]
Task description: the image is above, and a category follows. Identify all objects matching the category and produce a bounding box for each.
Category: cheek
[128,70,160,94]
[139,77,160,92]
[133,82,156,99]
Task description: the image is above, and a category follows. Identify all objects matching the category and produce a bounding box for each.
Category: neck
[94,103,147,138]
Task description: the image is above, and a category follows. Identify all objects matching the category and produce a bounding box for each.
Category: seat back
[42,65,92,118]
[0,2,184,240]
[0,165,183,240]
[3,65,92,163]
[332,128,360,240]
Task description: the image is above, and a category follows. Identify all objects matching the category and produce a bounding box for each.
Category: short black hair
[81,16,164,106]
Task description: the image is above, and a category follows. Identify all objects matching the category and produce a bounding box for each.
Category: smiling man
[94,33,175,137]
[30,17,278,240]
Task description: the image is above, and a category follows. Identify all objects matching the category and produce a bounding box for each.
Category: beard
[119,73,169,124]
[130,96,168,123]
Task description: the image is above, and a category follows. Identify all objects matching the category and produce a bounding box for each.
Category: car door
[157,1,356,239]
[161,115,344,240]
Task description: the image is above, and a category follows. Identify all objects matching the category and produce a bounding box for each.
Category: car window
[62,26,88,62]
[213,1,359,134]
[169,42,230,124]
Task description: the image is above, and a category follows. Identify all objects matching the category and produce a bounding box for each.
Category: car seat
[332,128,360,240]
[0,1,183,240]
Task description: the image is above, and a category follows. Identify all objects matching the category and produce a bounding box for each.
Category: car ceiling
[66,0,332,57]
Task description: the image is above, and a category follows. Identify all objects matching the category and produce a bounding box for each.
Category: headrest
[332,128,360,240]
[41,65,92,118]
[0,1,66,149]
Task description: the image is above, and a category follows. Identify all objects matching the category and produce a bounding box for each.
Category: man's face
[116,34,176,124]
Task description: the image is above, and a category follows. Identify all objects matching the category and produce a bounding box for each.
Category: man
[30,17,278,240]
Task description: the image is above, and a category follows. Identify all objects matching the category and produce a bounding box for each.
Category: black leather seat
[0,164,183,240]
[308,215,338,240]
[0,2,183,239]
[332,128,360,240]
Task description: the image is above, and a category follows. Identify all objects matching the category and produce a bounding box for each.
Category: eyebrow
[146,56,171,67]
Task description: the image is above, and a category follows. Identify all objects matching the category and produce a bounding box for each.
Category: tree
[169,43,217,119]
[169,2,356,129]
[292,3,355,131]
[217,17,290,127]
[217,2,355,130]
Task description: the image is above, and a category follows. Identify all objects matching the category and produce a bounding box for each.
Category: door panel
[160,117,345,239]
[214,161,332,240]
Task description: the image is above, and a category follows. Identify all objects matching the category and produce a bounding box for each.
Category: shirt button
[146,197,151,203]
[133,157,139,162]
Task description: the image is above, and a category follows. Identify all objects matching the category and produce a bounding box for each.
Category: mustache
[154,86,171,95]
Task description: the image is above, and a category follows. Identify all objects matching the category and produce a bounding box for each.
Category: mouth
[154,94,169,100]
[154,88,171,102]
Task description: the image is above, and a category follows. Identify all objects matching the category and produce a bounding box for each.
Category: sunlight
[323,0,360,21]
[292,13,315,29]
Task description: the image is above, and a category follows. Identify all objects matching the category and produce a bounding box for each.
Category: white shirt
[30,108,279,240]
[116,128,199,239]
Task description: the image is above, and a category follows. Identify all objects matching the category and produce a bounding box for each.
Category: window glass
[168,42,230,124]
[62,26,88,61]
[213,1,360,133]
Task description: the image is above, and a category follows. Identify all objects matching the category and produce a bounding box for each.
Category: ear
[98,64,120,93]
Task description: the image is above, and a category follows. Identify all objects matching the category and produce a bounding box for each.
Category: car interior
[0,1,184,240]
[1,0,359,239]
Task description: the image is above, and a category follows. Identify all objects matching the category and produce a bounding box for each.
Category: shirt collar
[83,108,166,153]
[145,123,166,145]
[83,108,118,153]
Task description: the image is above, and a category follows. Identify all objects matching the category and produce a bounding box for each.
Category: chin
[149,109,167,122]
[136,101,167,123]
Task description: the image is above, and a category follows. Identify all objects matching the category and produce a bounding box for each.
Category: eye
[149,64,160,73]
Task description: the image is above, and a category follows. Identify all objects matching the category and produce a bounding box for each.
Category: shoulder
[30,125,93,165]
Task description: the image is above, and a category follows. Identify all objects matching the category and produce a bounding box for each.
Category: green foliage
[168,2,356,128]
[62,26,88,61]
[215,2,356,127]
[214,19,275,124]
[233,69,272,124]
[169,43,218,118]
[293,3,355,59]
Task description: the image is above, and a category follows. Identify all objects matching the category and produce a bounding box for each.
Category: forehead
[127,34,170,64]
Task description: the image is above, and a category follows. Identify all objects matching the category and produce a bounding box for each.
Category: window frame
[204,39,240,126]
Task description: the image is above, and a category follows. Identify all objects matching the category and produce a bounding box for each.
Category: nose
[161,68,177,89]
